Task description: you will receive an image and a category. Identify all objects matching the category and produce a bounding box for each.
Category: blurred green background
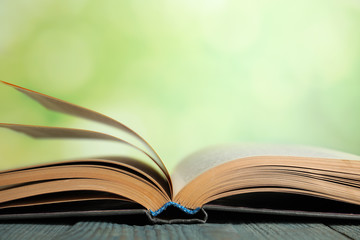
[0,0,359,172]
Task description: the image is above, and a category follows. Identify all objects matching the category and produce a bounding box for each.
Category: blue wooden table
[1,219,360,239]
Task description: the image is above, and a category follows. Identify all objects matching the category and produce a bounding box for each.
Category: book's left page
[0,81,172,195]
[0,82,174,220]
[0,156,170,214]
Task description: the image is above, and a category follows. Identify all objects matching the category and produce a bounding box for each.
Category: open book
[1,81,360,223]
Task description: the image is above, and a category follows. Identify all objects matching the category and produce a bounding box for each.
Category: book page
[0,123,149,156]
[0,156,169,196]
[0,124,172,196]
[0,81,170,183]
[171,143,360,195]
[0,158,171,210]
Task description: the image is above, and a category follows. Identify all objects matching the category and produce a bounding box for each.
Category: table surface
[1,219,360,240]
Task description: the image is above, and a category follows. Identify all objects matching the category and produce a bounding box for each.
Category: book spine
[146,202,207,223]
[150,202,201,216]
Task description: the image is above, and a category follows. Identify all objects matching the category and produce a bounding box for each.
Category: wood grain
[0,221,358,240]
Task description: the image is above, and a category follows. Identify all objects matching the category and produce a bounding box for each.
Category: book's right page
[172,143,360,196]
[172,143,360,220]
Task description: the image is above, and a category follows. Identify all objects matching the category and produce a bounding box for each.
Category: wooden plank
[0,223,71,240]
[0,222,356,240]
[56,223,255,240]
[0,222,245,240]
[327,224,360,240]
[231,222,350,240]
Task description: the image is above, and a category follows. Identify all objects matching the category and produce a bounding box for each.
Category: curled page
[0,123,152,159]
[0,81,172,192]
